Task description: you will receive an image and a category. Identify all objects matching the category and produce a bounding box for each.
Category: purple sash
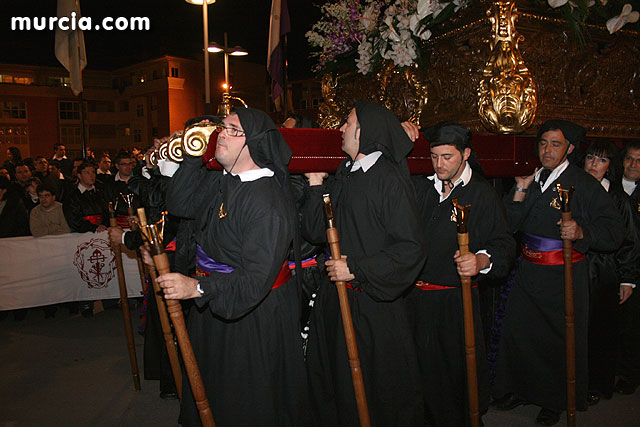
[196,244,235,274]
[521,232,563,252]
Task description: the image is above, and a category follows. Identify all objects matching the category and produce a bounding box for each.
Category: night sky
[0,0,321,80]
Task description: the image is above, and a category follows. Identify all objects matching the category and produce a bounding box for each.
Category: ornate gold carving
[377,62,429,126]
[318,74,343,129]
[218,202,227,219]
[477,0,537,133]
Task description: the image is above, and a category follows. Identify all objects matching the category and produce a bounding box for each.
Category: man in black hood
[159,108,308,426]
[493,119,624,425]
[302,101,427,426]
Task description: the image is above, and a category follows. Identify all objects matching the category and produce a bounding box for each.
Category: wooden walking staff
[322,194,371,427]
[121,193,147,294]
[136,208,183,401]
[137,209,215,427]
[452,198,479,427]
[107,202,141,391]
[557,183,577,427]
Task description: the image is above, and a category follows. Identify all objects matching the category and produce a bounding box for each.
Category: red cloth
[520,245,586,265]
[82,215,103,226]
[195,261,291,291]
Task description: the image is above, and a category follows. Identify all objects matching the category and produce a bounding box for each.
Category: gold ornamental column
[478,0,537,134]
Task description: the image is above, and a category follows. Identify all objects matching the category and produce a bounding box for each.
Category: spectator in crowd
[51,143,73,178]
[48,160,73,203]
[30,184,70,237]
[70,157,85,181]
[0,168,10,180]
[97,155,112,175]
[22,177,41,212]
[0,175,30,238]
[103,151,140,228]
[85,146,95,162]
[33,156,49,180]
[9,163,34,207]
[3,146,23,178]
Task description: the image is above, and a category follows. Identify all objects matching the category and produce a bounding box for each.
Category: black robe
[409,171,515,427]
[62,186,108,232]
[101,175,141,222]
[166,156,308,427]
[302,155,427,427]
[494,164,624,411]
[587,184,640,397]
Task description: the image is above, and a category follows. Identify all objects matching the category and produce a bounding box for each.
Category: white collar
[115,172,129,182]
[223,167,274,182]
[600,177,610,192]
[622,176,637,196]
[535,159,569,193]
[429,162,472,202]
[346,151,382,173]
[78,183,95,193]
[52,155,67,160]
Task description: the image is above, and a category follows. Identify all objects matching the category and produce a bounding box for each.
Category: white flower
[391,39,417,67]
[607,3,639,33]
[356,41,374,74]
[548,0,568,8]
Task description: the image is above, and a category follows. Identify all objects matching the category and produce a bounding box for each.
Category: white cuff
[141,166,151,179]
[121,231,127,245]
[621,283,636,289]
[476,249,493,274]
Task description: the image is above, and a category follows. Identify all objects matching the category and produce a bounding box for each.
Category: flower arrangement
[306,0,468,75]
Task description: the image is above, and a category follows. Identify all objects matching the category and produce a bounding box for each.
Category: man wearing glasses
[153,109,308,426]
[102,152,140,229]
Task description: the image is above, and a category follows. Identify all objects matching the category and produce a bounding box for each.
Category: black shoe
[492,393,527,411]
[615,377,638,395]
[587,391,600,406]
[159,391,178,400]
[536,408,560,426]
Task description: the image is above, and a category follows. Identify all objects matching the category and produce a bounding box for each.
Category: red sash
[520,245,586,265]
[116,214,130,229]
[83,215,103,226]
[415,280,478,291]
[164,239,177,252]
[195,261,291,290]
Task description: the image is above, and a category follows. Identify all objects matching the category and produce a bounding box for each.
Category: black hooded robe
[165,109,308,427]
[409,170,515,427]
[301,102,427,427]
[493,164,624,411]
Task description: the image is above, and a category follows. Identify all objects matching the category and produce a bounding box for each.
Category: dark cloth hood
[354,102,413,163]
[235,108,292,188]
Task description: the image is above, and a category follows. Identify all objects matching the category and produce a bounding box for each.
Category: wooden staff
[137,208,183,401]
[107,202,141,391]
[121,193,147,294]
[452,199,479,427]
[138,208,215,427]
[557,184,576,427]
[322,194,371,427]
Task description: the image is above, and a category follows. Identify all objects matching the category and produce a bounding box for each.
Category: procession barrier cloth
[0,232,141,310]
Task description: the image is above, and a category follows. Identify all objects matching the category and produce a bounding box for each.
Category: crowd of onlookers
[0,143,145,239]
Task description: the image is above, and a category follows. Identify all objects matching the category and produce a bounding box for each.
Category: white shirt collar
[52,155,67,160]
[622,176,637,196]
[78,183,95,193]
[223,167,274,182]
[429,162,472,202]
[114,172,129,182]
[346,151,382,173]
[600,177,610,192]
[535,159,569,193]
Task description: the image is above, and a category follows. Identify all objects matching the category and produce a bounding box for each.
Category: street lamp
[185,0,216,114]
[208,33,248,117]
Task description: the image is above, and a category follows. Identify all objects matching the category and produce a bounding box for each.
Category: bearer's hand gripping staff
[107,201,141,391]
[322,194,371,427]
[136,208,215,427]
[120,193,146,294]
[452,198,479,427]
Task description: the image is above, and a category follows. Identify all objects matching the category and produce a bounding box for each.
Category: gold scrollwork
[318,73,343,129]
[477,0,537,134]
[377,62,428,127]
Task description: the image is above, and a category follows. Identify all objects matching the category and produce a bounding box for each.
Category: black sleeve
[123,230,144,251]
[614,193,640,285]
[165,156,218,219]
[63,193,98,233]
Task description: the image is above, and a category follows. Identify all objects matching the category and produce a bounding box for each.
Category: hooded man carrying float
[303,101,427,426]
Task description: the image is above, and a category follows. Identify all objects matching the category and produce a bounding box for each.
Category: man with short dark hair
[30,184,70,237]
[493,120,624,425]
[63,162,108,234]
[410,123,515,427]
[614,140,640,396]
[102,152,140,228]
[0,175,29,237]
[97,155,112,175]
[52,143,73,178]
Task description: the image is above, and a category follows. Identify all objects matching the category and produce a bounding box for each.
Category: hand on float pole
[137,208,183,401]
[452,199,479,427]
[127,204,148,294]
[108,202,141,391]
[139,208,215,427]
[557,185,576,427]
[322,195,371,427]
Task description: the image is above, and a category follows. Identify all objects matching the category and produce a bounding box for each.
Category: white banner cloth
[0,232,144,310]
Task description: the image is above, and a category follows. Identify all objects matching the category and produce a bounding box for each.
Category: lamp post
[208,32,248,116]
[185,0,216,114]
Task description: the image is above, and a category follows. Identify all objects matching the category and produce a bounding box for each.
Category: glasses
[220,125,245,137]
